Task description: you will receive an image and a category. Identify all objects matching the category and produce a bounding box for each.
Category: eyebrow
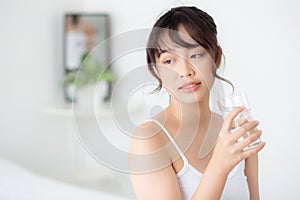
[158,49,172,57]
[158,45,203,57]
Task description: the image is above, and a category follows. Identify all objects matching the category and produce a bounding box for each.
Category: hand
[211,107,265,174]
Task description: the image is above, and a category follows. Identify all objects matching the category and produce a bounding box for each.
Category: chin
[176,89,209,104]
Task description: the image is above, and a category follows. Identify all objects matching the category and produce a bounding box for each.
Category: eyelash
[162,53,204,64]
[190,53,203,59]
[163,59,175,64]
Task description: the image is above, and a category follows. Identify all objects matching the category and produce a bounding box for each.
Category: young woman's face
[155,29,215,104]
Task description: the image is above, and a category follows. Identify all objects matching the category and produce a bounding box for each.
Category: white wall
[1,0,300,199]
[0,0,85,178]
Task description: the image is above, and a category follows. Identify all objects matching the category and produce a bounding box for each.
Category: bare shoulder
[130,121,182,200]
[129,120,173,174]
[130,120,166,154]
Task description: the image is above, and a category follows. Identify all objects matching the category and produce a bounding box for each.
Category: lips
[178,81,201,91]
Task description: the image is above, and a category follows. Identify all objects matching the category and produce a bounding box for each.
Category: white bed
[0,158,134,200]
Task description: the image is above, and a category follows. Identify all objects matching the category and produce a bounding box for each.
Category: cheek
[157,66,184,98]
[194,61,215,90]
[157,66,179,90]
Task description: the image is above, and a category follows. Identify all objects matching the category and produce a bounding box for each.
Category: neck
[167,97,212,128]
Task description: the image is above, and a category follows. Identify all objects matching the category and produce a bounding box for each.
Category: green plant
[63,52,115,89]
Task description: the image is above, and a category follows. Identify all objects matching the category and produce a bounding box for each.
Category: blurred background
[1,0,300,199]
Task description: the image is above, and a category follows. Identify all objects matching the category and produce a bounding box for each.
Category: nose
[179,59,195,78]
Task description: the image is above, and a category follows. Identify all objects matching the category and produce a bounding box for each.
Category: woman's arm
[191,157,228,199]
[131,164,182,200]
[130,122,182,200]
[192,107,265,200]
[245,154,260,200]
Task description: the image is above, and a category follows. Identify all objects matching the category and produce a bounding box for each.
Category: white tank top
[151,119,250,200]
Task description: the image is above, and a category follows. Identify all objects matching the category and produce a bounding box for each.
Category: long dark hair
[146,6,233,92]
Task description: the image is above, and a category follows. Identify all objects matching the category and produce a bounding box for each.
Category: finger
[236,117,248,127]
[223,106,244,132]
[231,120,259,142]
[231,117,248,130]
[241,142,266,159]
[246,127,259,137]
[234,129,262,150]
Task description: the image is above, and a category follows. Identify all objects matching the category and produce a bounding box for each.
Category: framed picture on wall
[63,13,112,102]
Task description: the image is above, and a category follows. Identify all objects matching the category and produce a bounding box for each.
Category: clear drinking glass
[217,91,261,150]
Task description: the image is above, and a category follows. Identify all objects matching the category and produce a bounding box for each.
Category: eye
[163,59,175,64]
[190,54,203,59]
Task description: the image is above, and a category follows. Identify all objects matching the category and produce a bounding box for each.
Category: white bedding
[0,158,133,200]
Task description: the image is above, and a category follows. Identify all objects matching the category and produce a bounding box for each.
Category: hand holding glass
[218,91,261,150]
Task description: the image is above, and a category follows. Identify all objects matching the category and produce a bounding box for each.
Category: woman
[130,6,265,200]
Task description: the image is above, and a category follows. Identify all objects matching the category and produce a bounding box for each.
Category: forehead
[157,27,198,50]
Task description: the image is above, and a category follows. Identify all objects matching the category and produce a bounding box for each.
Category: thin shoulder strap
[150,119,189,163]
